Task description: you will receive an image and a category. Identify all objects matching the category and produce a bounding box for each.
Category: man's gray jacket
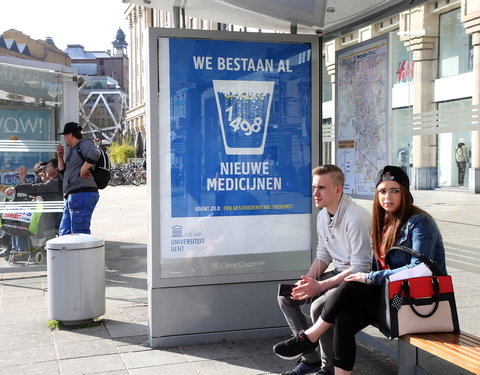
[62,139,101,197]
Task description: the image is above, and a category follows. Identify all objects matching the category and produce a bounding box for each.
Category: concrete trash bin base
[47,234,105,324]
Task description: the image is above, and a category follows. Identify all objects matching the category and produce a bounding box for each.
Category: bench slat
[407,332,480,354]
[401,332,480,374]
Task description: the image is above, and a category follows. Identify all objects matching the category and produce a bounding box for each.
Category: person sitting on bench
[272,165,447,375]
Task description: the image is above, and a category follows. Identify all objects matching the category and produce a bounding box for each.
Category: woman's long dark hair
[371,183,429,260]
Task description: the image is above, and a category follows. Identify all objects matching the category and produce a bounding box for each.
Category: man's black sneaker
[281,356,322,375]
[273,331,318,360]
[315,370,333,375]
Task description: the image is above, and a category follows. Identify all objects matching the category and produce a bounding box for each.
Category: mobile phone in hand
[278,283,296,297]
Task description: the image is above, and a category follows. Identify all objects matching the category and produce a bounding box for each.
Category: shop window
[439,9,473,78]
[391,107,413,177]
[437,98,472,187]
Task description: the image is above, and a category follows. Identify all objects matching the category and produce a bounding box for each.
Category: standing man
[277,165,371,375]
[56,122,101,235]
[455,138,469,186]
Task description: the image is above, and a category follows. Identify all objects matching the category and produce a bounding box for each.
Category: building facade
[0,29,71,66]
[125,0,480,192]
[124,5,219,136]
[322,0,479,191]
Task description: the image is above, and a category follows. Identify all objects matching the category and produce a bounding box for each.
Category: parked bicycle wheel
[109,169,123,186]
[128,170,143,186]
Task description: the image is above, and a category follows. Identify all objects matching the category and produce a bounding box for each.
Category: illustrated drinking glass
[213,80,275,155]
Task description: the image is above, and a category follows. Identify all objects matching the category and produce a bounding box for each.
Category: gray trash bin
[46,234,105,324]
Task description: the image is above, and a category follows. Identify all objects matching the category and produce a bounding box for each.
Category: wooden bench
[398,331,480,375]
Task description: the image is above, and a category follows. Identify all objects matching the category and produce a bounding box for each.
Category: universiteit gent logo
[171,225,183,238]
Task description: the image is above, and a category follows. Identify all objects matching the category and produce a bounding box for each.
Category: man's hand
[56,144,64,159]
[5,187,15,196]
[290,276,325,300]
[80,164,91,178]
[344,272,366,283]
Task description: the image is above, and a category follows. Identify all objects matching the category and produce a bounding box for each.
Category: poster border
[146,28,320,288]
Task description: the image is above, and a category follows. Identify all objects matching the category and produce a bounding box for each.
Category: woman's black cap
[376,165,410,190]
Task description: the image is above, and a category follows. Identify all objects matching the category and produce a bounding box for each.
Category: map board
[335,35,389,197]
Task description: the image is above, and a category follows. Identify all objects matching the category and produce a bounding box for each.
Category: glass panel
[322,56,332,102]
[0,62,64,266]
[391,31,413,86]
[320,4,478,370]
[392,107,413,177]
[437,98,472,187]
[439,9,473,78]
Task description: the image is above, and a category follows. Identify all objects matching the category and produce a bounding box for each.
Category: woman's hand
[344,272,367,283]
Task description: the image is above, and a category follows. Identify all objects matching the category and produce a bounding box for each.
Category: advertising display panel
[335,35,390,197]
[151,30,319,280]
[0,108,54,186]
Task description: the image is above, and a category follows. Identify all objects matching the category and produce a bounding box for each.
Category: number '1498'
[226,106,262,136]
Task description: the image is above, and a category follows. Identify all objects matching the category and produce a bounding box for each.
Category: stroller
[0,192,53,265]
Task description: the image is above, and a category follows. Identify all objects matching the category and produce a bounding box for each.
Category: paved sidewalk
[0,185,478,374]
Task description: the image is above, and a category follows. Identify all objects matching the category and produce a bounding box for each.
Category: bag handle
[401,277,441,318]
[386,245,444,276]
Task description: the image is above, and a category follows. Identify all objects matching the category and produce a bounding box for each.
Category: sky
[1,0,130,52]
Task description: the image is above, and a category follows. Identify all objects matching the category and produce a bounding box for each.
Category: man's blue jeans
[59,192,99,235]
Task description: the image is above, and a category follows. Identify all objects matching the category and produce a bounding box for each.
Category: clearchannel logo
[210,260,266,270]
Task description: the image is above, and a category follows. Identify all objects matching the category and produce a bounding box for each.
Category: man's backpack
[455,146,463,162]
[77,145,111,189]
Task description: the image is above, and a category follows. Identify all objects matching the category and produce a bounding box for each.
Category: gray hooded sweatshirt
[62,139,101,197]
[316,193,372,274]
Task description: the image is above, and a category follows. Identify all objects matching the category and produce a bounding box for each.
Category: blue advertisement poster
[0,108,53,186]
[168,38,312,218]
[156,35,314,277]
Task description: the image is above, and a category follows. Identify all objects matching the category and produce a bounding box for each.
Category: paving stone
[120,348,186,369]
[0,286,45,299]
[112,335,152,354]
[0,345,56,368]
[0,360,59,375]
[53,324,111,345]
[58,354,126,374]
[0,310,49,327]
[180,340,245,362]
[191,357,262,375]
[248,353,298,374]
[0,296,47,314]
[0,320,51,338]
[103,318,148,338]
[55,338,118,360]
[128,362,199,375]
[351,358,396,374]
[105,286,136,299]
[0,331,54,351]
[233,336,284,356]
